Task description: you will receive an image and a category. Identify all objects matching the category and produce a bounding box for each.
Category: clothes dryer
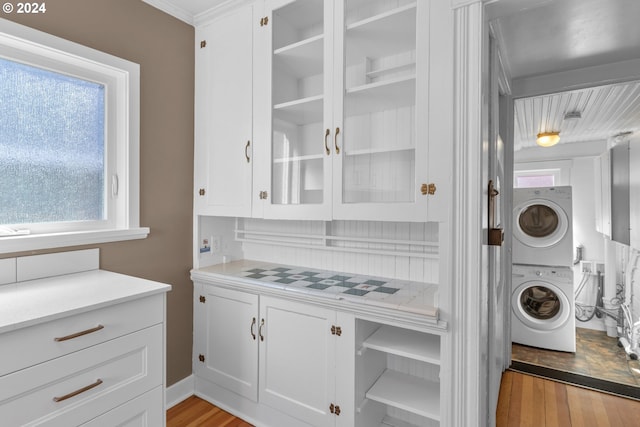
[513,186,573,267]
[512,264,575,352]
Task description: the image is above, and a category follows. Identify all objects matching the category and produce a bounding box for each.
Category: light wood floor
[168,372,640,427]
[497,370,640,427]
[166,396,253,427]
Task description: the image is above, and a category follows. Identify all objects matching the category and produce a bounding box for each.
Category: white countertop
[192,260,442,327]
[0,269,171,334]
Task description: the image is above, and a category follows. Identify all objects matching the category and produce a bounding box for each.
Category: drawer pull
[54,325,104,342]
[250,317,256,340]
[53,379,103,402]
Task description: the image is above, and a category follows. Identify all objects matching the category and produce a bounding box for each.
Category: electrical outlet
[211,235,221,253]
[580,260,592,273]
[199,237,211,254]
[594,262,605,274]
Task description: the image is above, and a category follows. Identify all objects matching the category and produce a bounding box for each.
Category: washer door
[513,199,569,248]
[512,280,571,331]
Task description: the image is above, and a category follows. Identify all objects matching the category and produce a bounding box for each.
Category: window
[0,19,146,253]
[513,160,572,189]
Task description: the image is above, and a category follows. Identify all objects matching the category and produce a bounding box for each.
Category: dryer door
[513,199,569,248]
[512,280,571,331]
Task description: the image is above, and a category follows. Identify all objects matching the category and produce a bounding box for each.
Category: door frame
[448,0,511,425]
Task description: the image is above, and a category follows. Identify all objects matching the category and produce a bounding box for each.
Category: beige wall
[4,0,195,386]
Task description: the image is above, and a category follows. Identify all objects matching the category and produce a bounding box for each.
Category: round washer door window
[519,204,559,238]
[519,285,560,320]
[512,280,571,330]
[513,199,569,248]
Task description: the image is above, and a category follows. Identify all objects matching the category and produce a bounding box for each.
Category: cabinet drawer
[0,294,163,376]
[82,386,164,427]
[0,324,162,427]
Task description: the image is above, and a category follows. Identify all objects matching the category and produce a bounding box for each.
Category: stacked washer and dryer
[512,186,576,352]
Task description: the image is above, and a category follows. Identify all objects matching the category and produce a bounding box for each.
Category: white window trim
[0,18,148,254]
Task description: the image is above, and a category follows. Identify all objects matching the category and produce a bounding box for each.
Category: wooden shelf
[273,94,323,125]
[274,34,324,79]
[366,369,440,421]
[346,3,416,65]
[345,75,415,116]
[362,326,440,365]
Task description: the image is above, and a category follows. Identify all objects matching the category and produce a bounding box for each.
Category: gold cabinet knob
[420,183,436,195]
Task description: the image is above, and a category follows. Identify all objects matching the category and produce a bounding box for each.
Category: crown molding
[141,0,194,26]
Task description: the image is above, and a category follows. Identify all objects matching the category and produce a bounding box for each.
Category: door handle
[488,180,503,246]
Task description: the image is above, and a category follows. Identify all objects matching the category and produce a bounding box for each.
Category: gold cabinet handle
[54,325,104,342]
[250,317,256,340]
[259,318,265,342]
[324,129,331,155]
[53,379,103,402]
[245,140,251,163]
[334,127,340,154]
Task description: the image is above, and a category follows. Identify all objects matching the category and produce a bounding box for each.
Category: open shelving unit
[356,322,441,427]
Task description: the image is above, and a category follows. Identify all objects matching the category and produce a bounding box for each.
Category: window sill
[0,228,150,255]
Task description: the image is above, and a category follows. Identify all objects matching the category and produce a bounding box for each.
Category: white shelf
[380,415,421,427]
[367,62,416,79]
[273,94,323,125]
[273,154,324,164]
[345,146,414,157]
[345,75,415,116]
[362,326,440,365]
[366,369,440,421]
[274,34,324,79]
[346,3,417,65]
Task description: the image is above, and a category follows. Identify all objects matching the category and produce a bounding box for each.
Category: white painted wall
[570,156,607,331]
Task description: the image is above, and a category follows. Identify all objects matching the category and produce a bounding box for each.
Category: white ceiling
[489,0,640,153]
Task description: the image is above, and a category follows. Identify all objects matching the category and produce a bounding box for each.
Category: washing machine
[512,264,575,352]
[513,186,573,267]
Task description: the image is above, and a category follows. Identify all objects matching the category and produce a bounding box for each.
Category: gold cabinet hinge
[259,190,269,200]
[199,188,206,196]
[200,40,206,48]
[260,16,269,26]
[420,183,436,196]
[329,403,341,415]
[198,354,205,362]
[331,325,342,336]
[199,295,206,303]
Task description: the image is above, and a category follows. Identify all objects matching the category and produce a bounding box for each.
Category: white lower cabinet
[193,283,354,427]
[355,320,441,427]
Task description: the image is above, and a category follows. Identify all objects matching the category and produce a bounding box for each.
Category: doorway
[487,0,640,399]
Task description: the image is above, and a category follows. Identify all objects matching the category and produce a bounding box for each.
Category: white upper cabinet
[194,4,259,217]
[257,0,334,219]
[196,0,452,221]
[257,0,451,221]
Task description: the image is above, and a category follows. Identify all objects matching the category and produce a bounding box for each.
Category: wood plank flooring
[169,372,640,427]
[497,370,640,427]
[166,396,253,427]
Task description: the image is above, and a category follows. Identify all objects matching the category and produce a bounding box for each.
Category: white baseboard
[166,374,195,409]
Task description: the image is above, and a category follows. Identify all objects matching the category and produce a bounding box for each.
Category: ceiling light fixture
[536,131,560,147]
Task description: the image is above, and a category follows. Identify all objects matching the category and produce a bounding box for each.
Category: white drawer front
[81,386,164,427]
[0,324,162,427]
[0,294,163,376]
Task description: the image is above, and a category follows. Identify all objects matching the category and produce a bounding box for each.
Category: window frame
[513,160,572,189]
[0,18,147,254]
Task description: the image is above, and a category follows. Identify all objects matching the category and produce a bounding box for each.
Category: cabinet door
[193,284,259,401]
[194,5,256,217]
[259,0,334,220]
[332,0,450,221]
[259,296,336,426]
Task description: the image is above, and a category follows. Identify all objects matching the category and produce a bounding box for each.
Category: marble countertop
[191,259,440,321]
